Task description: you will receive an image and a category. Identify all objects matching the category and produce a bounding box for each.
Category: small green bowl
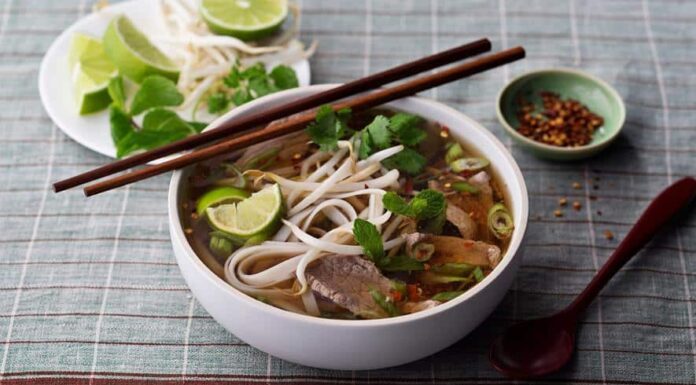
[496,68,625,161]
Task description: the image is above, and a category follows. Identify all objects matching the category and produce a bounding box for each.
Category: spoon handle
[567,177,696,315]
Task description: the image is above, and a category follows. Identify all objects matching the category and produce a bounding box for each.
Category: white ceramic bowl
[168,85,529,370]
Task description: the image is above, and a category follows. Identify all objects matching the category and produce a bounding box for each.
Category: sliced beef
[445,200,477,239]
[428,236,502,268]
[306,255,392,319]
[445,171,495,241]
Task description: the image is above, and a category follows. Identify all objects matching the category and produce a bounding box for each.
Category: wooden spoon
[489,177,696,379]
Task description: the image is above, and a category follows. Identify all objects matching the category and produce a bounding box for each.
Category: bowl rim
[496,67,626,154]
[169,84,529,327]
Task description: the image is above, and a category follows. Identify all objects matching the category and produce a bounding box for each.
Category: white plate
[38,0,311,160]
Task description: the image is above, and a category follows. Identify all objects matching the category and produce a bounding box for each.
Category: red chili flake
[407,284,421,301]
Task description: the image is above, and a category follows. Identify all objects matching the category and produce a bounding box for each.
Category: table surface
[2,0,696,384]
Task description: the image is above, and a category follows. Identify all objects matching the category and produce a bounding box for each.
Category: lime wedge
[68,33,117,115]
[196,186,250,216]
[102,15,179,83]
[200,0,288,41]
[206,184,284,238]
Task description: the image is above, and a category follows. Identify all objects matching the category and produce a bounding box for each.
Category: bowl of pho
[168,84,528,370]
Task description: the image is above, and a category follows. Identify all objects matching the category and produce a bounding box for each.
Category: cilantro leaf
[378,254,424,272]
[269,65,298,89]
[107,76,126,111]
[389,113,427,146]
[130,75,184,116]
[305,105,349,152]
[382,147,426,175]
[207,92,229,114]
[241,62,266,79]
[366,115,391,149]
[232,88,251,106]
[224,65,242,88]
[382,189,445,220]
[248,76,278,99]
[353,218,384,263]
[358,130,373,160]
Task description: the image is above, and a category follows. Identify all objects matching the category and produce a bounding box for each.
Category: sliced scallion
[431,290,465,302]
[449,157,489,173]
[209,233,234,257]
[473,266,485,283]
[487,203,514,240]
[430,263,476,276]
[445,142,465,164]
[451,181,479,194]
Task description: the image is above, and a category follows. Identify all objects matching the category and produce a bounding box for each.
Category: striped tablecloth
[2,0,695,384]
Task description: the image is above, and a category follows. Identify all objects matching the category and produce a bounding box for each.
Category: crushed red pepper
[516,91,604,147]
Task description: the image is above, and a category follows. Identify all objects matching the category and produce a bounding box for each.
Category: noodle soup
[180,108,513,319]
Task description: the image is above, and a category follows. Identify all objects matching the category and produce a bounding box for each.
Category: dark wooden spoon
[489,177,696,379]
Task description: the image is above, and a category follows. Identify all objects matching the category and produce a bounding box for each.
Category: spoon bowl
[490,312,576,379]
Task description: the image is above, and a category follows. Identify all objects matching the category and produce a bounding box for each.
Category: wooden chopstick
[83,47,525,197]
[53,38,492,193]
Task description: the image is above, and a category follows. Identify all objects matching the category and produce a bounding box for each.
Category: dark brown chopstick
[83,47,525,196]
[53,39,492,193]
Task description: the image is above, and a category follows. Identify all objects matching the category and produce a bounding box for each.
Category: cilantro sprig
[304,105,352,152]
[209,62,298,114]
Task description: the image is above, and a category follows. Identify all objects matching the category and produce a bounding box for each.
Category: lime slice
[196,186,250,216]
[68,33,117,115]
[200,0,288,41]
[102,15,179,83]
[207,184,284,238]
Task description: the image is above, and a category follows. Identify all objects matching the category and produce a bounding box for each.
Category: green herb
[378,254,424,272]
[390,280,407,296]
[382,189,445,220]
[305,105,352,152]
[418,272,473,285]
[107,76,126,110]
[207,92,230,114]
[382,147,427,175]
[188,121,208,133]
[389,113,426,146]
[215,62,298,111]
[369,288,400,317]
[418,209,446,235]
[431,291,465,302]
[358,130,373,160]
[130,75,184,115]
[353,218,384,263]
[473,266,485,282]
[365,115,391,149]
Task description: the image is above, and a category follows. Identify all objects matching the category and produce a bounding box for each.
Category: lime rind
[196,186,250,216]
[69,33,117,114]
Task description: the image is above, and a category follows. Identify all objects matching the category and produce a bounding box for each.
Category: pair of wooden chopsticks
[53,38,525,196]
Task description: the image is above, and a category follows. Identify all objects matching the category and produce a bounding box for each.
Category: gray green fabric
[1,0,695,384]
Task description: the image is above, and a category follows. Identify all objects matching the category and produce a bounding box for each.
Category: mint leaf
[188,121,208,133]
[114,108,196,158]
[141,108,195,134]
[382,189,445,220]
[109,105,133,145]
[207,92,229,114]
[305,105,347,152]
[382,147,426,175]
[366,115,391,149]
[389,113,426,146]
[270,65,298,89]
[353,218,384,263]
[130,75,184,116]
[107,76,126,111]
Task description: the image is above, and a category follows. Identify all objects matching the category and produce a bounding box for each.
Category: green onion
[451,181,479,194]
[487,203,514,239]
[449,157,489,173]
[378,255,424,272]
[209,233,234,257]
[430,263,476,276]
[431,290,465,302]
[445,142,465,164]
[369,288,400,317]
[418,272,473,285]
[390,280,407,297]
[473,267,485,283]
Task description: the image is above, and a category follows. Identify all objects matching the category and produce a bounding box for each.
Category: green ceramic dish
[497,68,625,161]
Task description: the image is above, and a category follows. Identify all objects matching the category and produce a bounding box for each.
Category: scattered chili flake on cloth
[516,92,604,147]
